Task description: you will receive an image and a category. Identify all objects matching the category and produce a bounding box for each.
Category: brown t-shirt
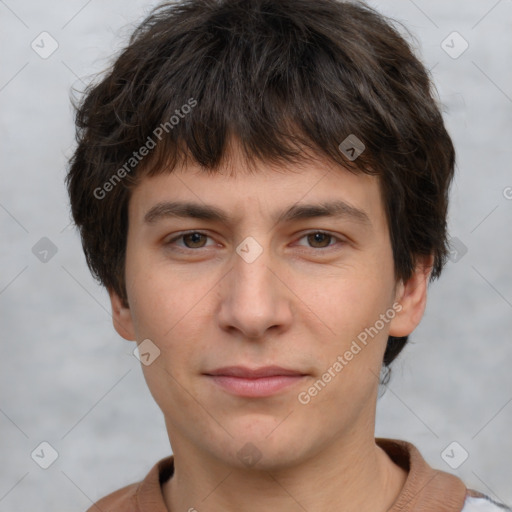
[86,438,508,512]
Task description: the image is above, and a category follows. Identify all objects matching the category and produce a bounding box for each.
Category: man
[66,0,511,510]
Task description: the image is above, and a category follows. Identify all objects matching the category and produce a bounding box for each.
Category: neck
[163,433,407,512]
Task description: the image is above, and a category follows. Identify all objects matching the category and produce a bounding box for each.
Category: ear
[108,288,136,341]
[388,255,434,337]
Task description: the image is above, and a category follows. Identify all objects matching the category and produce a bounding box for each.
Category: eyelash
[165,230,344,252]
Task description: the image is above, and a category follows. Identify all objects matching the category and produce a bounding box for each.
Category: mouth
[203,366,308,397]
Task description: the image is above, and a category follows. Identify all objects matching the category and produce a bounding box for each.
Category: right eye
[165,231,216,250]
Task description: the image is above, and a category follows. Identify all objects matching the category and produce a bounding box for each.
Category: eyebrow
[144,199,371,227]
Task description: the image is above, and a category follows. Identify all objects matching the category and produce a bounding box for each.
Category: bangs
[89,0,397,186]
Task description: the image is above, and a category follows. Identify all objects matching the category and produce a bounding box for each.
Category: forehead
[128,150,386,230]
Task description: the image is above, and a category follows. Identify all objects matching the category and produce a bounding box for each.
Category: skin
[110,143,432,512]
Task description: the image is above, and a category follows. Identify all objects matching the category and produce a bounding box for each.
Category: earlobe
[108,289,136,341]
[388,255,434,337]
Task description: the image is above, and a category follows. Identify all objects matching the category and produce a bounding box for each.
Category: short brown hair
[66,0,455,373]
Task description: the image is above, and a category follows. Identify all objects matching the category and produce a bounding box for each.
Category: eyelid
[293,230,344,250]
[165,230,216,249]
[165,230,345,251]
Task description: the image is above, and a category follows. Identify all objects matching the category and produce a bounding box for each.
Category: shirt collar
[135,438,468,512]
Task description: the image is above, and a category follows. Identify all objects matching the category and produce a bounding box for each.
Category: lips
[205,366,306,378]
[204,366,308,397]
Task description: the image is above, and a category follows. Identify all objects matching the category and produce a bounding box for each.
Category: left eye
[167,231,341,250]
[296,231,340,249]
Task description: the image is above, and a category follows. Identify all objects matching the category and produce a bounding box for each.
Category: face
[111,146,429,471]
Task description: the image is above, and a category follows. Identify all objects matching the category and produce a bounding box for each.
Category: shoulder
[85,482,140,512]
[376,438,511,512]
[462,490,512,511]
[84,456,174,512]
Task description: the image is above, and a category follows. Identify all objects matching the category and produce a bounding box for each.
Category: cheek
[126,261,215,408]
[292,257,396,388]
[298,265,392,336]
[125,254,215,356]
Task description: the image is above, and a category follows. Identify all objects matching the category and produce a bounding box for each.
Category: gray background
[1,0,511,510]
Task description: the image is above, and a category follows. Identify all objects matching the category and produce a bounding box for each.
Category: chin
[218,419,309,469]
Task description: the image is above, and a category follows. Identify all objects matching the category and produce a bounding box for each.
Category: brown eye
[306,232,333,248]
[181,232,208,248]
[166,231,213,250]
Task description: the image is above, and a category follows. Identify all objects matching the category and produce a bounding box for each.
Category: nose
[216,241,293,340]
